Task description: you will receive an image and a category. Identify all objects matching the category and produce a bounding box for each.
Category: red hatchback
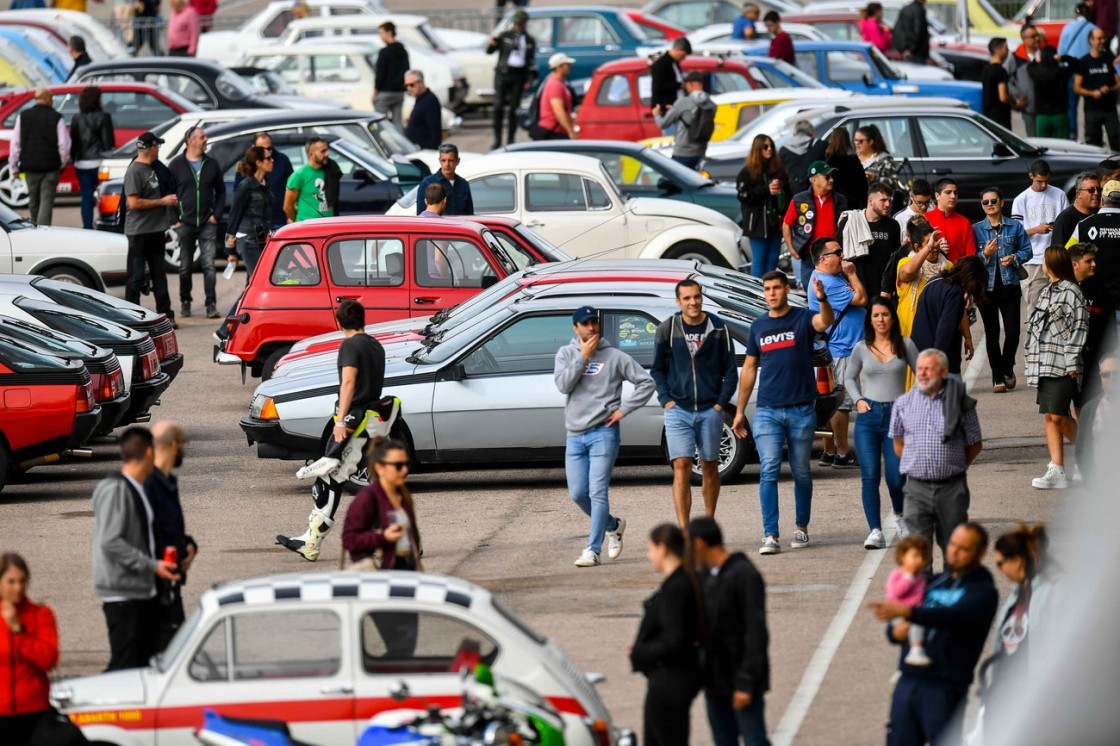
[575,55,763,141]
[215,216,548,379]
[0,82,200,208]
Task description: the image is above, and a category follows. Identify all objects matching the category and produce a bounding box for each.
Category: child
[887,535,932,666]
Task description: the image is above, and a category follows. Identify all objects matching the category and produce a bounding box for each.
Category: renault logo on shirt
[583,362,605,376]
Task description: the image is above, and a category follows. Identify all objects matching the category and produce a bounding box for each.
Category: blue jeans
[753,404,815,537]
[798,254,813,290]
[705,691,770,746]
[748,235,781,277]
[853,401,905,530]
[565,424,621,555]
[665,405,724,461]
[76,167,98,230]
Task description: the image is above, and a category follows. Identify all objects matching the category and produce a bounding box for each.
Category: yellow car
[0,59,33,89]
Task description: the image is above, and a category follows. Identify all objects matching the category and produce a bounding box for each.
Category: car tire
[689,411,755,486]
[0,163,29,209]
[663,241,730,268]
[260,345,293,382]
[42,265,97,289]
[0,439,10,495]
[164,229,202,273]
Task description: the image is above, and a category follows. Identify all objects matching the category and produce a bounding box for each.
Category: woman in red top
[342,439,423,570]
[0,553,87,745]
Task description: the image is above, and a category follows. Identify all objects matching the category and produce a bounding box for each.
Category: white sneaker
[1031,463,1068,490]
[1071,463,1083,483]
[605,517,626,560]
[297,457,340,480]
[759,536,781,555]
[864,528,886,549]
[904,647,933,667]
[894,513,909,539]
[791,529,810,549]
[574,548,600,567]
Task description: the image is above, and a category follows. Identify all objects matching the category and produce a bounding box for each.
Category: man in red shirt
[925,178,977,263]
[532,53,576,140]
[764,11,795,65]
[783,161,848,288]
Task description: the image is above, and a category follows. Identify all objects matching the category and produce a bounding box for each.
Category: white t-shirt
[1012,185,1069,264]
[894,206,917,243]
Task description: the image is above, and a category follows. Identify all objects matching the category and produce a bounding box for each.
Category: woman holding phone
[342,438,422,570]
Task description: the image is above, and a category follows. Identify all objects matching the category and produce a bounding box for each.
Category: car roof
[786,40,875,51]
[458,152,604,175]
[245,42,376,56]
[594,54,751,75]
[504,139,651,155]
[710,88,846,106]
[285,14,430,29]
[76,56,227,73]
[201,109,383,138]
[521,5,629,14]
[272,215,491,239]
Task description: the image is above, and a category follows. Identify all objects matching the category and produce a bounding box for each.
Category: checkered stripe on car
[213,572,475,609]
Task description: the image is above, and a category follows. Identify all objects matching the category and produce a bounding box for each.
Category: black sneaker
[818,451,835,466]
[832,452,857,469]
[181,302,191,318]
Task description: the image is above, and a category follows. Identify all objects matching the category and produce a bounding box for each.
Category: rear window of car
[271,243,322,286]
[0,335,67,370]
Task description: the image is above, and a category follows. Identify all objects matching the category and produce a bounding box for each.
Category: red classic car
[575,55,763,141]
[0,82,200,208]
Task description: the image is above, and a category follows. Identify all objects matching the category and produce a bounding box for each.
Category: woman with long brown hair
[735,133,790,276]
[69,86,115,230]
[854,124,891,183]
[225,145,275,281]
[825,127,867,208]
[342,438,422,570]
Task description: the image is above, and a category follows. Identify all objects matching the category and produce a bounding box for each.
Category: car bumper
[123,372,172,425]
[159,352,185,381]
[214,343,242,365]
[94,390,133,434]
[70,406,103,449]
[240,416,321,461]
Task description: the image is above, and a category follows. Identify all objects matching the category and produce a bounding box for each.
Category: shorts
[833,355,854,411]
[1036,375,1078,416]
[665,405,724,462]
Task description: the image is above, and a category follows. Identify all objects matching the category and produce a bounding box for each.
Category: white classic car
[387,153,745,268]
[0,202,127,292]
[53,571,632,746]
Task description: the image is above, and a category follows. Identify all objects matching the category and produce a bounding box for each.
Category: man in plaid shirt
[889,349,983,562]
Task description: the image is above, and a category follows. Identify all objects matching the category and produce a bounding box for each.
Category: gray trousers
[26,169,60,226]
[902,474,970,563]
[374,91,406,125]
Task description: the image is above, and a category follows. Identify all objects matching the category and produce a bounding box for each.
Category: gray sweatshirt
[554,337,656,435]
[92,474,159,601]
[654,89,716,158]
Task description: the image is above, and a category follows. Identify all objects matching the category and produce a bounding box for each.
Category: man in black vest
[9,89,70,226]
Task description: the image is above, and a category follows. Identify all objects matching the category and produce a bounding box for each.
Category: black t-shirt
[982,63,1012,127]
[1050,205,1093,248]
[1077,53,1118,112]
[337,333,386,411]
[1080,275,1117,373]
[683,320,708,355]
[843,213,901,298]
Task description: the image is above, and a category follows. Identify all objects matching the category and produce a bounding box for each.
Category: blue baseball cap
[572,305,599,323]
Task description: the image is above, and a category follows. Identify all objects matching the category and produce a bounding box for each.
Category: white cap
[548,52,576,69]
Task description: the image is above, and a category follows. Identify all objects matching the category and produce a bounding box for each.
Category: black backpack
[518,81,546,132]
[687,103,716,143]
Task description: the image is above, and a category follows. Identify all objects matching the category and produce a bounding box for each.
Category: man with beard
[840,181,901,298]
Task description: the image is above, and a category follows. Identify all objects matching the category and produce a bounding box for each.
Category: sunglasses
[911,199,930,207]
[405,82,419,88]
[1081,187,1102,193]
[820,250,842,258]
[981,198,1000,206]
[761,143,773,150]
[854,137,867,144]
[378,460,410,470]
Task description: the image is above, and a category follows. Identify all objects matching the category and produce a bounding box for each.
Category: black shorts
[1037,375,1078,415]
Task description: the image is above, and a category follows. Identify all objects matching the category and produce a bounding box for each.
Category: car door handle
[414,297,437,304]
[320,685,353,695]
[604,44,620,52]
[336,295,359,303]
[930,168,953,175]
[526,220,545,227]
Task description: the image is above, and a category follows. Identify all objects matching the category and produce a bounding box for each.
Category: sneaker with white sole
[894,513,909,539]
[759,536,781,555]
[1031,463,1068,490]
[574,548,600,567]
[904,647,933,666]
[296,457,341,481]
[791,529,810,549]
[605,517,626,560]
[864,528,886,549]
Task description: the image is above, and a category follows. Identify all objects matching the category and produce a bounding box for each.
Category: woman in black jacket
[630,523,704,746]
[225,146,274,281]
[736,134,790,277]
[825,127,868,210]
[69,87,115,230]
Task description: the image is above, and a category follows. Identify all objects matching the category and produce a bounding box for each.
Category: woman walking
[1025,247,1087,490]
[69,86,115,230]
[342,438,422,570]
[736,134,790,277]
[973,186,1032,393]
[630,523,704,746]
[845,298,919,549]
[0,553,88,746]
[225,145,275,281]
[825,127,867,210]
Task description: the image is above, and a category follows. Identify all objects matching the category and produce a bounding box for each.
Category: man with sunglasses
[892,178,932,245]
[234,132,292,229]
[404,70,441,151]
[1068,181,1120,323]
[1051,172,1101,250]
[783,160,848,289]
[1013,160,1069,311]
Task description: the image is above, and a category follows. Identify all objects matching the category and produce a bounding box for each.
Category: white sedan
[388,153,745,268]
[0,202,127,292]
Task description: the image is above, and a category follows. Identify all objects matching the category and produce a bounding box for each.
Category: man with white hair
[403,70,441,151]
[889,349,983,561]
[9,89,70,226]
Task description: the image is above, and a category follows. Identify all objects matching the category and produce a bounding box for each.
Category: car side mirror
[657,177,680,195]
[992,143,1013,159]
[481,273,498,289]
[438,363,466,382]
[352,168,373,183]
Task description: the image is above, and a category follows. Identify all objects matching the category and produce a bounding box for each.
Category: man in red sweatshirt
[925,178,977,263]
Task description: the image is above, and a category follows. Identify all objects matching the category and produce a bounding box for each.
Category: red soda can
[163,546,178,566]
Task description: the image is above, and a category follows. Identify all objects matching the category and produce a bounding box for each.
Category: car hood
[262,346,421,393]
[52,667,147,709]
[265,94,343,109]
[1028,138,1109,156]
[275,334,423,379]
[626,196,738,232]
[896,62,954,81]
[703,141,749,162]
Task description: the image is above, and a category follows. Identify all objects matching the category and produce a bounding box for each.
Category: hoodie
[553,337,656,435]
[654,89,717,158]
[704,552,770,698]
[779,134,827,194]
[890,565,998,689]
[651,312,737,412]
[167,152,226,227]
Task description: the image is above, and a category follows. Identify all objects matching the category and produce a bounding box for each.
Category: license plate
[57,182,72,193]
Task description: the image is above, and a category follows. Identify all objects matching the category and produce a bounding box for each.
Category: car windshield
[425,271,527,329]
[31,278,150,322]
[0,334,71,370]
[975,113,1039,154]
[215,70,254,101]
[368,118,419,156]
[617,12,652,41]
[412,303,515,364]
[753,59,827,90]
[0,320,92,356]
[0,200,35,230]
[481,228,519,275]
[640,147,714,188]
[514,224,572,262]
[869,46,902,80]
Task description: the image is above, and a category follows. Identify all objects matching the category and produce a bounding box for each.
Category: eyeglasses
[378,461,410,470]
[853,137,867,144]
[405,82,419,88]
[981,198,1000,206]
[911,199,931,208]
[820,250,842,258]
[1081,187,1102,193]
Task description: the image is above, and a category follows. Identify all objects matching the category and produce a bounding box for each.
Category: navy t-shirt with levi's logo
[746,307,817,408]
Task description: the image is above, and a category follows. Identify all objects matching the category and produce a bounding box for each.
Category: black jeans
[1084,108,1120,151]
[643,667,702,746]
[493,68,530,147]
[177,222,218,306]
[103,597,162,671]
[125,231,173,320]
[979,281,1021,384]
[0,708,88,745]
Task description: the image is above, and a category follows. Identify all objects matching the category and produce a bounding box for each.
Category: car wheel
[663,241,730,268]
[42,265,97,289]
[690,412,754,486]
[164,229,202,273]
[0,439,10,495]
[0,163,29,209]
[260,344,293,382]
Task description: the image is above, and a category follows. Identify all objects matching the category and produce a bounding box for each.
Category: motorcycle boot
[276,509,333,561]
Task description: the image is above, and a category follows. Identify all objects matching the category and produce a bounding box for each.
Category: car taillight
[98,165,110,182]
[816,364,835,395]
[155,330,179,360]
[98,190,120,216]
[590,719,610,746]
[76,381,94,413]
[135,350,160,382]
[93,368,125,401]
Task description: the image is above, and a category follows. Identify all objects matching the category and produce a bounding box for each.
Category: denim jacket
[972,217,1032,290]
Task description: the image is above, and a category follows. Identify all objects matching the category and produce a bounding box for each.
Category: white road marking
[962,326,987,394]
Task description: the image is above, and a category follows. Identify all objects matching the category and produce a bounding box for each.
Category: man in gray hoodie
[554,305,656,567]
[653,71,717,170]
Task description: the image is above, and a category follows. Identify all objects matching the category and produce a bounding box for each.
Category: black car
[71,58,325,110]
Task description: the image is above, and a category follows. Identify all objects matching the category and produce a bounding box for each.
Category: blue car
[493,6,661,83]
[0,28,67,83]
[745,41,982,112]
[743,56,828,90]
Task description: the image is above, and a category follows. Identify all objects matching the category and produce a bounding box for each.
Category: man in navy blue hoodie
[651,279,738,528]
[871,522,999,746]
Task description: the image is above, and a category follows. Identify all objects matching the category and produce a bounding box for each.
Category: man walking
[486,9,536,149]
[554,305,655,568]
[373,22,410,124]
[1074,27,1120,151]
[285,137,339,223]
[893,0,930,64]
[889,349,983,559]
[9,89,70,226]
[123,132,177,323]
[415,144,474,215]
[532,53,577,140]
[841,181,900,298]
[1013,160,1069,310]
[651,280,737,529]
[403,70,442,151]
[733,270,833,555]
[689,516,771,746]
[1059,3,1097,137]
[982,38,1023,130]
[144,421,197,651]
[871,522,998,746]
[779,120,827,196]
[809,237,868,468]
[783,161,848,289]
[892,178,932,244]
[650,38,690,132]
[168,126,225,319]
[653,71,716,170]
[1070,242,1117,405]
[92,427,180,671]
[1005,25,1042,136]
[1068,180,1120,318]
[925,178,977,263]
[1052,171,1101,248]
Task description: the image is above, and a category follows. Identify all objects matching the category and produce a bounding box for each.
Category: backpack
[687,103,716,143]
[518,81,546,132]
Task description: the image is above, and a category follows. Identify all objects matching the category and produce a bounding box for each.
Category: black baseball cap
[572,305,599,324]
[136,131,165,149]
